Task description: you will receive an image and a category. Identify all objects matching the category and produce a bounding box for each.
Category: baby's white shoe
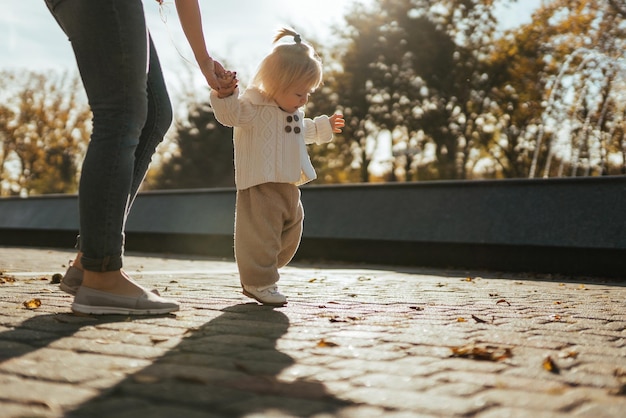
[242,284,287,306]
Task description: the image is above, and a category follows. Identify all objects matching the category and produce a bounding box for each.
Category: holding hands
[198,56,237,96]
[216,70,238,98]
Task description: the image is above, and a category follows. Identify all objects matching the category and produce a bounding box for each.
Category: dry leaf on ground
[23,298,42,309]
[543,356,560,373]
[450,343,513,361]
[317,338,339,348]
[471,314,489,323]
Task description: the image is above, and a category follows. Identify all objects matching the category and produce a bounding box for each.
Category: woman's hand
[198,57,224,91]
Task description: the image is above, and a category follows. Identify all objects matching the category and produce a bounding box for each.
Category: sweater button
[294,127,301,134]
[285,126,292,133]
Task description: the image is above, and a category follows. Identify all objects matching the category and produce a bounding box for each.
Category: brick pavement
[0,246,625,417]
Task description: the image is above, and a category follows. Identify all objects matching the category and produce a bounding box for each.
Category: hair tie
[294,34,302,44]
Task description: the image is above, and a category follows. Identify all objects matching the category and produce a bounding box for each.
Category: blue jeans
[44,0,172,271]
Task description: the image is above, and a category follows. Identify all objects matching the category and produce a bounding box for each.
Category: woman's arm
[174,0,225,90]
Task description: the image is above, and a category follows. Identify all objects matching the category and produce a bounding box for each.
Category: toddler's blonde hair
[250,28,323,100]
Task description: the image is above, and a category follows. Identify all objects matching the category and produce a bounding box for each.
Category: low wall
[1,177,625,277]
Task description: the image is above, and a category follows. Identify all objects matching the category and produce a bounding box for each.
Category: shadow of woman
[0,312,131,363]
[65,303,353,417]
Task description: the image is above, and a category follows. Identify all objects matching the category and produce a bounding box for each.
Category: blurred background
[2,0,625,197]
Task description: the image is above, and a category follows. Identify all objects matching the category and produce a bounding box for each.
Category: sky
[1,0,542,95]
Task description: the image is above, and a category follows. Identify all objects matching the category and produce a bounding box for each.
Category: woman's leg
[128,35,173,207]
[62,36,172,286]
[45,0,177,311]
[46,0,149,272]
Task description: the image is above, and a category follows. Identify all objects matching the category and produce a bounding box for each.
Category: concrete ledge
[1,177,625,277]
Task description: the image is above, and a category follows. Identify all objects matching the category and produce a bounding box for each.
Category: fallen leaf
[463,277,474,282]
[450,343,512,361]
[23,298,42,309]
[471,314,488,323]
[317,338,339,348]
[457,317,466,322]
[496,299,510,306]
[0,276,16,284]
[543,356,560,374]
[409,306,424,311]
[50,273,62,284]
[329,316,361,323]
[308,278,317,283]
[329,317,347,323]
[559,350,578,359]
[611,368,626,396]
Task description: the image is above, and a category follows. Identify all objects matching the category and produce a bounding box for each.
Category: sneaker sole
[71,303,179,315]
[242,289,287,307]
[59,282,78,296]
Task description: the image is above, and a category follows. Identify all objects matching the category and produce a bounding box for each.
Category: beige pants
[234,182,304,287]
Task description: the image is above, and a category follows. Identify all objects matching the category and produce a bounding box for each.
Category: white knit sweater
[209,87,333,190]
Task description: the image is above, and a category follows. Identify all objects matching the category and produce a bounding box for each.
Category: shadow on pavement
[0,313,130,363]
[62,304,353,417]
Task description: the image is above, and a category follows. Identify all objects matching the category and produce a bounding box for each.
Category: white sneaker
[242,284,287,306]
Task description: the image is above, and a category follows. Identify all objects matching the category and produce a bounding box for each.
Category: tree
[0,70,90,196]
[489,0,626,178]
[150,100,235,190]
[316,0,516,182]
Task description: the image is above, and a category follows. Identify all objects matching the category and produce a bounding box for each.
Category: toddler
[210,28,344,306]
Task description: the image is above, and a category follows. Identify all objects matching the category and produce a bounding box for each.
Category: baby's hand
[329,113,345,133]
[217,71,238,98]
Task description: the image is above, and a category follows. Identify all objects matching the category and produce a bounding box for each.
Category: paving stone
[1,246,625,417]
